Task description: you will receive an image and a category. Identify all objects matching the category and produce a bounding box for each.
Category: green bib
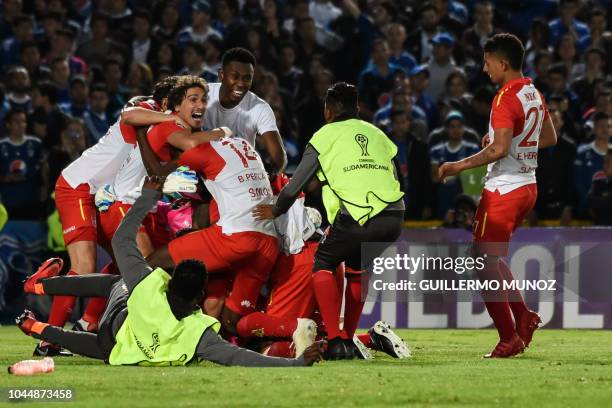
[309,119,404,225]
[47,209,65,252]
[109,268,220,366]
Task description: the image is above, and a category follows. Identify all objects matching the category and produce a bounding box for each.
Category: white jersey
[61,121,137,193]
[485,77,548,194]
[273,197,316,255]
[179,137,276,237]
[203,82,278,147]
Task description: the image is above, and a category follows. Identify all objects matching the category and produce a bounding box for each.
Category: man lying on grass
[17,176,325,367]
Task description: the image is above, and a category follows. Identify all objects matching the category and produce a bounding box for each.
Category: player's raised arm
[136,128,178,177]
[120,107,189,128]
[166,127,227,151]
[111,176,163,293]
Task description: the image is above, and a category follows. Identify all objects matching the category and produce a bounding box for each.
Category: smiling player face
[219,61,254,105]
[175,86,207,129]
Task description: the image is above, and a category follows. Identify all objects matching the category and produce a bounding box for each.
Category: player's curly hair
[325,82,359,118]
[152,75,179,107]
[169,259,207,305]
[166,75,208,111]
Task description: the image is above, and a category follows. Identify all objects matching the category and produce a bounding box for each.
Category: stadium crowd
[0,0,611,229]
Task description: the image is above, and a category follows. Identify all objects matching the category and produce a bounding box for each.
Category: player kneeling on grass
[17,176,324,367]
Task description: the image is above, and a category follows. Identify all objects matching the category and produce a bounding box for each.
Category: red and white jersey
[485,77,549,194]
[112,120,182,203]
[179,137,277,237]
[203,82,278,147]
[61,99,158,193]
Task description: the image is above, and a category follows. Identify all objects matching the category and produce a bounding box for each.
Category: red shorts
[168,225,279,315]
[472,183,537,256]
[99,202,173,251]
[55,175,97,245]
[266,241,318,319]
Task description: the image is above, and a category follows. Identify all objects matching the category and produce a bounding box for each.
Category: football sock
[236,312,297,339]
[313,270,342,339]
[47,270,78,327]
[499,258,528,320]
[357,333,373,348]
[343,272,366,339]
[479,260,515,342]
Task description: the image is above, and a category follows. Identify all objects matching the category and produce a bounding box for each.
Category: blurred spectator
[587,8,611,61]
[203,36,223,73]
[243,24,277,70]
[309,0,342,29]
[553,34,585,83]
[430,110,480,218]
[30,81,68,149]
[1,15,35,69]
[83,83,113,143]
[296,67,332,152]
[107,0,133,43]
[177,0,222,47]
[383,22,417,75]
[572,111,612,218]
[76,12,116,67]
[548,0,590,52]
[212,0,241,41]
[442,69,471,110]
[461,1,496,63]
[102,58,128,113]
[48,117,89,185]
[409,64,437,128]
[131,9,153,64]
[262,0,289,46]
[45,28,88,76]
[49,57,72,104]
[532,50,553,95]
[424,32,456,103]
[152,1,182,43]
[276,42,303,98]
[5,66,32,113]
[432,0,468,37]
[571,47,606,115]
[294,16,327,70]
[179,41,217,82]
[358,38,402,118]
[524,18,551,78]
[125,63,154,96]
[406,2,443,63]
[59,75,89,118]
[19,41,49,84]
[535,105,577,222]
[428,109,480,147]
[373,89,428,142]
[588,148,612,225]
[0,109,47,220]
[546,62,579,119]
[151,40,181,78]
[443,194,477,229]
[389,110,432,220]
[0,0,23,41]
[464,86,494,138]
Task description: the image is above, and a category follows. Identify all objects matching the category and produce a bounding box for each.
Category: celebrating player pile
[438,34,557,357]
[18,47,409,367]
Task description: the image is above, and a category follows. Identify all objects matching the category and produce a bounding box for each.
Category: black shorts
[313,210,403,272]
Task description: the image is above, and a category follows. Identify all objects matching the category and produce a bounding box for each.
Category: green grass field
[1,326,611,407]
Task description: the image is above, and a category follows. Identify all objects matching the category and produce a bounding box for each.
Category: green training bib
[309,119,404,225]
[109,268,219,366]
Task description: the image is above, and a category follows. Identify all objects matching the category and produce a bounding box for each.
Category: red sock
[357,333,373,348]
[313,270,342,339]
[47,270,78,327]
[479,261,515,342]
[499,259,528,320]
[265,341,294,358]
[236,312,297,339]
[343,272,366,339]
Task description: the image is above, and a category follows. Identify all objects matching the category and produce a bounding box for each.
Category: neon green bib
[309,119,404,225]
[109,268,220,366]
[0,202,6,232]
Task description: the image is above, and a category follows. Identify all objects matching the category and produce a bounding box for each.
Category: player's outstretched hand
[252,204,275,220]
[303,340,326,366]
[437,162,461,183]
[143,175,165,192]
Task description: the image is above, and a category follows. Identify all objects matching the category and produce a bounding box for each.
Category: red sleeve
[147,121,184,161]
[179,143,226,181]
[491,91,523,131]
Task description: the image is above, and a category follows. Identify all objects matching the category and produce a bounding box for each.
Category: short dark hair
[484,33,525,71]
[593,111,610,124]
[184,41,206,58]
[325,82,359,117]
[89,83,108,96]
[419,2,437,16]
[5,108,26,124]
[133,8,151,21]
[20,41,39,54]
[390,110,409,121]
[222,47,256,67]
[166,75,208,110]
[152,75,179,105]
[169,259,207,304]
[36,81,59,105]
[547,62,568,78]
[55,28,75,41]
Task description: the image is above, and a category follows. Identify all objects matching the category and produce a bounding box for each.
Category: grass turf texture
[1,326,611,407]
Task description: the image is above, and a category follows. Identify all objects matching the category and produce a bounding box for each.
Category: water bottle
[8,357,54,375]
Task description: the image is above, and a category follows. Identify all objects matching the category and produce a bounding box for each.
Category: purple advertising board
[359,228,612,329]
